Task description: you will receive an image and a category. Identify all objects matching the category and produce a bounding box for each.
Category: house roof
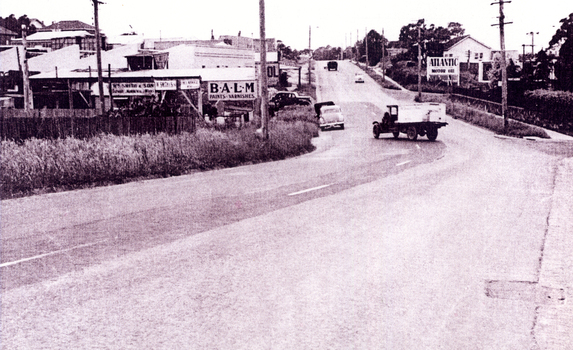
[0,26,18,36]
[444,35,491,51]
[30,67,256,81]
[21,30,94,41]
[38,20,96,32]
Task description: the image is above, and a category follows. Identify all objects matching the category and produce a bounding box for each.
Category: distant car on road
[315,101,344,130]
[355,73,364,83]
[327,61,338,71]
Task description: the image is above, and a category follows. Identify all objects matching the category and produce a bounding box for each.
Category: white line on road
[288,184,332,196]
[416,144,421,150]
[396,160,412,167]
[0,239,109,268]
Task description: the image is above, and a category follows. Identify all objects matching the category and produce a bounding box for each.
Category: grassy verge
[1,110,318,199]
[421,94,550,139]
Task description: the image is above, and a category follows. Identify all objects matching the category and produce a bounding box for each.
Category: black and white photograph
[1,0,572,348]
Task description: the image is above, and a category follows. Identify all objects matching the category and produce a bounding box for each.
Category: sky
[1,0,571,53]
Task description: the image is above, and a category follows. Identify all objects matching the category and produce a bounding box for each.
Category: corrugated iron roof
[0,26,18,36]
[444,35,491,51]
[22,30,94,41]
[30,67,256,81]
[38,20,95,32]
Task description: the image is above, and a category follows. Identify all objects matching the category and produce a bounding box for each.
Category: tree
[364,29,386,66]
[534,50,553,88]
[0,14,38,37]
[313,46,341,61]
[447,22,465,38]
[549,13,573,91]
[397,20,465,63]
[1,14,19,34]
[487,52,503,89]
[277,42,299,61]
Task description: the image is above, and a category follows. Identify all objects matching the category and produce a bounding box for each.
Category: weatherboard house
[11,21,107,57]
[439,35,520,83]
[441,35,492,83]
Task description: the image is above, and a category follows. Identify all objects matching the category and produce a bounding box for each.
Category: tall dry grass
[1,118,317,199]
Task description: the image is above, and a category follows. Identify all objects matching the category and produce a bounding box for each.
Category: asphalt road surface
[2,60,572,349]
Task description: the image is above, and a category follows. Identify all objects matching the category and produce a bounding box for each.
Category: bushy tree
[487,52,503,89]
[277,42,300,61]
[0,14,37,37]
[397,20,465,63]
[313,46,341,61]
[549,13,573,91]
[534,50,553,88]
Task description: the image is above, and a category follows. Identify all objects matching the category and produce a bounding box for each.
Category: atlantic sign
[208,81,257,100]
[427,57,459,76]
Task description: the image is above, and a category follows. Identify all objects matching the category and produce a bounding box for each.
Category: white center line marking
[0,239,109,268]
[416,144,421,149]
[288,184,332,196]
[396,160,412,167]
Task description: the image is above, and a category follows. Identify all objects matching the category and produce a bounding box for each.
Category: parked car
[355,73,364,83]
[327,61,338,71]
[315,102,344,130]
[269,91,312,115]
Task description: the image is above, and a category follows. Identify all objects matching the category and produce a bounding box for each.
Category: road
[2,60,572,349]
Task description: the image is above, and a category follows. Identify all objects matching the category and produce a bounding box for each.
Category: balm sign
[208,81,257,100]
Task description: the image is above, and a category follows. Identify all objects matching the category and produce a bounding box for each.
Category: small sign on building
[111,82,155,96]
[154,80,177,91]
[180,78,201,90]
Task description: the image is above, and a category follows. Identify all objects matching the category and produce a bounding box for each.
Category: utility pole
[93,0,105,114]
[381,28,385,80]
[21,24,33,111]
[365,27,369,66]
[417,21,422,101]
[308,25,311,87]
[259,0,269,139]
[492,0,512,133]
[526,31,539,55]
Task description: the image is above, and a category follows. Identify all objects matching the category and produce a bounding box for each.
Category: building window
[475,53,479,60]
[479,53,483,60]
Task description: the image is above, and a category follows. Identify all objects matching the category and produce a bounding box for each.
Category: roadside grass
[1,110,318,199]
[421,94,550,139]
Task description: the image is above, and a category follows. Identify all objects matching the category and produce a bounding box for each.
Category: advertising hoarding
[208,81,257,100]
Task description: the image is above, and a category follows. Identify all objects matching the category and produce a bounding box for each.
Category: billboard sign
[256,62,280,85]
[180,78,201,90]
[427,57,459,76]
[208,81,257,100]
[154,80,177,91]
[111,82,155,96]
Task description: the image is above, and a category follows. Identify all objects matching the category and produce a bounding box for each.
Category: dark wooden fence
[449,94,573,136]
[0,107,197,141]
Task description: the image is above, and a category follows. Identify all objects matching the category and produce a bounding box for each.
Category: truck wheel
[406,126,418,141]
[392,131,400,139]
[373,124,380,139]
[427,127,438,141]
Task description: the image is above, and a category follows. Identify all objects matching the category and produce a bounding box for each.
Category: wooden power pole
[492,0,512,133]
[93,0,106,114]
[259,0,269,139]
[21,25,33,111]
